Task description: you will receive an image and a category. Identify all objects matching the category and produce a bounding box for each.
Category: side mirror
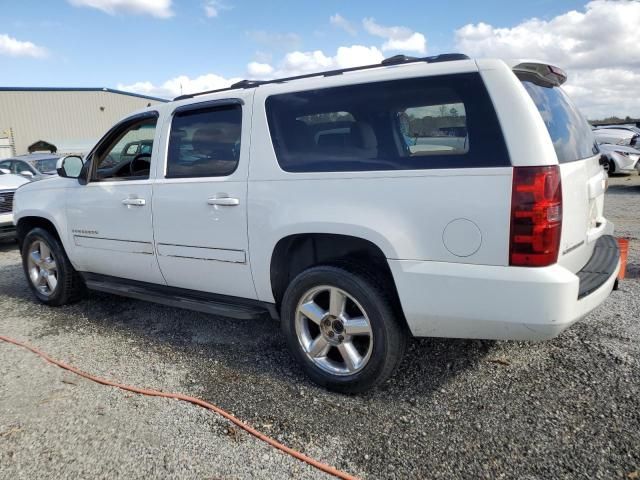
[20,170,34,178]
[56,155,84,179]
[0,168,9,175]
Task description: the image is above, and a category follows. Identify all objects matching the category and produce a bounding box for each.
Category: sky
[1,0,639,119]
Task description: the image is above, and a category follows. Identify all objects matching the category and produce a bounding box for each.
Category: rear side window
[265,73,509,172]
[521,79,597,163]
[166,105,242,178]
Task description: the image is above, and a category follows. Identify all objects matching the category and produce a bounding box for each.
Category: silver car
[593,127,639,148]
[598,143,640,174]
[0,153,60,181]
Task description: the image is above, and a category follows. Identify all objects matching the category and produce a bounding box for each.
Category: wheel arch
[269,233,406,325]
[16,215,62,250]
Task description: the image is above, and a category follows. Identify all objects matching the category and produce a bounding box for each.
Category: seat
[314,121,378,160]
[348,122,378,158]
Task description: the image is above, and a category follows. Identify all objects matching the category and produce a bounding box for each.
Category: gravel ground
[1,175,639,480]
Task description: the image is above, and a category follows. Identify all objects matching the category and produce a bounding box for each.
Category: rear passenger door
[152,96,257,299]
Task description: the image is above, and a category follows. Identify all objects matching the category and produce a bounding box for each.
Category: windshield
[521,79,598,163]
[33,158,59,173]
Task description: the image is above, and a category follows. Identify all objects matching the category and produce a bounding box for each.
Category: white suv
[13,55,620,392]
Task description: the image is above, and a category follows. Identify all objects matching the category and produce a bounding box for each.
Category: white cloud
[330,14,357,36]
[268,45,385,78]
[120,44,385,98]
[118,72,242,99]
[203,0,230,18]
[247,61,274,77]
[68,0,173,18]
[362,18,426,54]
[564,68,640,120]
[454,0,640,118]
[0,33,47,58]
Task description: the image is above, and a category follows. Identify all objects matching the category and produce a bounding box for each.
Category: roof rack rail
[381,54,420,65]
[230,79,269,89]
[173,52,470,101]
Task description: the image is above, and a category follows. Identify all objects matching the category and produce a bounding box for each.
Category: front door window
[92,117,157,181]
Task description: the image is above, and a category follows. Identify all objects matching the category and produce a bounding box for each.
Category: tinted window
[265,73,509,172]
[521,79,597,163]
[167,105,242,178]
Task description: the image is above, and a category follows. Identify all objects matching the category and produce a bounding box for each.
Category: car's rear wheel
[281,265,406,393]
[22,228,85,306]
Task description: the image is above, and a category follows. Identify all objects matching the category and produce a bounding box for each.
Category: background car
[593,127,639,147]
[0,171,29,241]
[593,124,640,135]
[0,153,60,181]
[598,143,640,175]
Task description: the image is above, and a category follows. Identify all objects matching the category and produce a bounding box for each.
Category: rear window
[521,79,597,163]
[265,73,510,172]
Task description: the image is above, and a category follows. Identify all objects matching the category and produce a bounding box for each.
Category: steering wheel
[129,153,151,177]
[104,154,117,168]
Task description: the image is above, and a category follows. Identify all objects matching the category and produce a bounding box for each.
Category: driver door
[65,112,165,285]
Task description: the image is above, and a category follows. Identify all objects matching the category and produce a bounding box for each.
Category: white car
[0,172,29,240]
[593,127,639,147]
[598,143,640,174]
[0,153,60,181]
[13,55,619,392]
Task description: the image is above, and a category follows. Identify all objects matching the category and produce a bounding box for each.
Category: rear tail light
[509,166,562,267]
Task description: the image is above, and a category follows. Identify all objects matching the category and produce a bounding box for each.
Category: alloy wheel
[295,285,374,376]
[27,240,58,296]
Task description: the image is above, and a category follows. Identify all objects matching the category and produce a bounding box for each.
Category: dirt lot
[1,175,639,480]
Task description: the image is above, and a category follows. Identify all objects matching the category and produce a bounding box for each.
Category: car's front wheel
[22,227,85,306]
[281,265,406,393]
[604,159,615,175]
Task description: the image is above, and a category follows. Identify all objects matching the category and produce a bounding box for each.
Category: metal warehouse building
[0,87,167,158]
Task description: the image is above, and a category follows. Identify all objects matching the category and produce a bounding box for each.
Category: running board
[82,274,278,320]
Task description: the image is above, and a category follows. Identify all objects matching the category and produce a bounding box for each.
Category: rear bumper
[389,236,620,341]
[0,213,16,240]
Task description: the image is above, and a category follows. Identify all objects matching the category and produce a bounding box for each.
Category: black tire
[607,160,615,175]
[21,227,85,306]
[281,265,407,393]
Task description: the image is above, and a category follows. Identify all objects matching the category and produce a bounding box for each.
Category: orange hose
[0,334,360,480]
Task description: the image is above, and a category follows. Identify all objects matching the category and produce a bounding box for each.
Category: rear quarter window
[265,73,510,172]
[520,78,597,163]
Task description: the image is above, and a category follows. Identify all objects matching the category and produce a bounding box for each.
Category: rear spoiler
[507,60,567,86]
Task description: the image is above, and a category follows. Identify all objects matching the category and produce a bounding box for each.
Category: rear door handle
[207,197,240,206]
[122,198,146,207]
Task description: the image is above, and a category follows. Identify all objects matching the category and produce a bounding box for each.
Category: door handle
[122,198,146,207]
[207,197,240,206]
